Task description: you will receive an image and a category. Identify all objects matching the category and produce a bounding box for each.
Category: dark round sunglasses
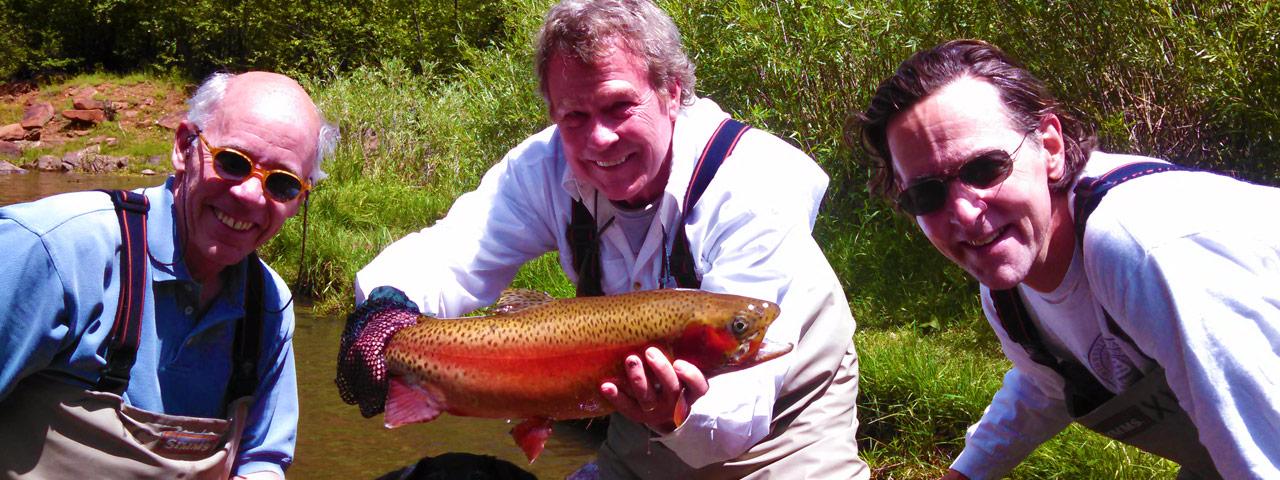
[198,132,310,202]
[896,131,1033,216]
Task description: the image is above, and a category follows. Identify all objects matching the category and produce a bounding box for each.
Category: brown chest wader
[991,162,1219,479]
[0,190,264,480]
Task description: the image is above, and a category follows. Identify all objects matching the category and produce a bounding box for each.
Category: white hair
[186,72,338,184]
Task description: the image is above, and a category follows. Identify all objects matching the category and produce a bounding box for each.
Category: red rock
[0,140,20,158]
[20,102,54,128]
[0,160,24,173]
[155,110,186,130]
[73,96,106,110]
[63,109,106,124]
[0,123,25,141]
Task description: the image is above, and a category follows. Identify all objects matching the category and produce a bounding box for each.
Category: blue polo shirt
[0,177,298,476]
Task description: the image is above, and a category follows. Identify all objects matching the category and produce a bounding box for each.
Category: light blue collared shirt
[0,177,298,476]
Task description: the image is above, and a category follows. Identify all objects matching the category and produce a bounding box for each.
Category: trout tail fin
[336,286,422,418]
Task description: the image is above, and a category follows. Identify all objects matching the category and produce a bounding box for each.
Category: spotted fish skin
[385,288,783,421]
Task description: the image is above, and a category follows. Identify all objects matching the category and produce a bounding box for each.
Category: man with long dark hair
[858,39,1280,479]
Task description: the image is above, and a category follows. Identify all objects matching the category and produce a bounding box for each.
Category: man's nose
[587,118,619,151]
[230,173,269,204]
[946,181,988,225]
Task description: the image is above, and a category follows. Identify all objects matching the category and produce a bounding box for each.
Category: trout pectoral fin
[384,377,445,428]
[510,417,554,463]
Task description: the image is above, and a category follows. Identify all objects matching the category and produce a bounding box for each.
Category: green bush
[1,0,512,80]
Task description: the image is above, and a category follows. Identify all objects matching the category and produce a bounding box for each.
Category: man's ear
[1038,114,1066,182]
[172,120,198,174]
[666,81,683,122]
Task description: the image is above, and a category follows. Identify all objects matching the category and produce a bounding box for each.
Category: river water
[0,172,598,479]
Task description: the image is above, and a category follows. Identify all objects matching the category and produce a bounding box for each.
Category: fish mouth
[751,339,793,363]
[715,339,793,374]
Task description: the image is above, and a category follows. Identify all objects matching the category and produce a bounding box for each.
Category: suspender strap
[224,254,265,408]
[990,288,1114,417]
[991,161,1195,416]
[568,118,750,296]
[669,118,750,288]
[1072,162,1191,246]
[95,190,150,393]
[567,197,610,297]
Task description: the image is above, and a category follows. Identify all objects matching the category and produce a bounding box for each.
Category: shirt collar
[142,176,186,283]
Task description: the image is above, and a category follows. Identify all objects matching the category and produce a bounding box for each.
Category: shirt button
[633,282,642,290]
[184,306,194,315]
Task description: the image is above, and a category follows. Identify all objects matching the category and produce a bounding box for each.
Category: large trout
[336,287,790,462]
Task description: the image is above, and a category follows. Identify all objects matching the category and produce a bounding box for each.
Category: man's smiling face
[171,72,320,280]
[887,76,1065,290]
[546,39,681,209]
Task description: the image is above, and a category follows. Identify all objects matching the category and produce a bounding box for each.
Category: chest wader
[0,190,265,480]
[991,162,1219,479]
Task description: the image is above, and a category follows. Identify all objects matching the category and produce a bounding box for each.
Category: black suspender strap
[1072,162,1191,247]
[990,288,1114,417]
[567,118,750,296]
[567,196,613,298]
[224,254,265,408]
[669,118,750,289]
[94,189,150,394]
[992,161,1195,417]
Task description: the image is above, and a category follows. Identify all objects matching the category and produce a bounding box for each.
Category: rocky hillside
[0,79,189,174]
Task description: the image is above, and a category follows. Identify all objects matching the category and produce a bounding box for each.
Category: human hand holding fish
[335,287,792,463]
[601,346,709,433]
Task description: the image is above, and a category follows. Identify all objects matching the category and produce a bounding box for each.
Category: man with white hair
[0,71,337,479]
[346,1,868,478]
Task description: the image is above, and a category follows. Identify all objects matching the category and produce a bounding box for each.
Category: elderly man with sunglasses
[0,71,336,479]
[858,39,1280,479]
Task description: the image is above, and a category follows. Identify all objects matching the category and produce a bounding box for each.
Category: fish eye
[730,315,750,335]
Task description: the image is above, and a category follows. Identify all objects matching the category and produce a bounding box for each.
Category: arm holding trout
[354,142,561,313]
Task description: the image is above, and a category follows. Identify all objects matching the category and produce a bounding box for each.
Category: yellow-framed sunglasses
[197,131,311,202]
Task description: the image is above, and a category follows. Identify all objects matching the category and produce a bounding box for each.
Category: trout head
[673,293,790,373]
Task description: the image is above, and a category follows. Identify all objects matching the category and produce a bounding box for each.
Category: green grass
[857,328,1179,478]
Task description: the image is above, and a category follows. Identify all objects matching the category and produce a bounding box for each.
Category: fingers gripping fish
[336,286,791,463]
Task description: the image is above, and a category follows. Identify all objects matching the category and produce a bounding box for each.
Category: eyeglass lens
[898,153,1014,216]
[213,151,304,201]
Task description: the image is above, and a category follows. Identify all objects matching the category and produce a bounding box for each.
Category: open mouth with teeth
[214,209,254,232]
[965,226,1005,248]
[594,154,629,168]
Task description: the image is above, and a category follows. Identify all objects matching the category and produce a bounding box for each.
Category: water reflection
[293,306,600,479]
[1,172,600,479]
[0,171,159,207]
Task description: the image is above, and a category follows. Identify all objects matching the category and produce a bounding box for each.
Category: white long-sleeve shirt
[954,152,1280,479]
[355,98,862,475]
